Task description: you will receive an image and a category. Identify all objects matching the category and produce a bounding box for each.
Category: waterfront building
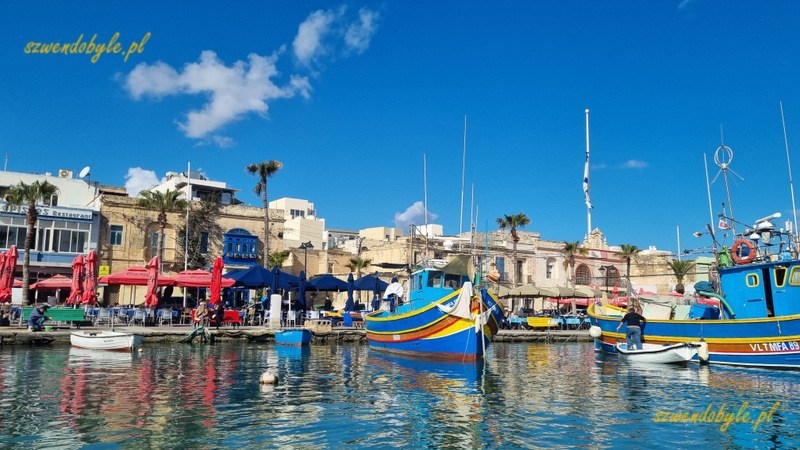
[0,168,102,302]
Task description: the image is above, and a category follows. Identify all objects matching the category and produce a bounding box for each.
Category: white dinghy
[616,342,699,364]
[70,330,143,351]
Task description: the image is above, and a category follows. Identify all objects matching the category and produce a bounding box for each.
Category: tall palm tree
[268,250,291,269]
[4,180,59,303]
[137,189,187,268]
[246,160,282,267]
[496,213,531,286]
[618,244,641,292]
[345,255,372,278]
[560,240,587,314]
[667,259,695,294]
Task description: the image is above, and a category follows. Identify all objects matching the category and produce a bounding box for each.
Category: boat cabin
[408,268,470,304]
[719,260,800,319]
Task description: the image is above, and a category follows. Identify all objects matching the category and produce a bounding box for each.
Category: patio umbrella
[66,254,85,305]
[100,266,176,285]
[298,270,307,311]
[209,257,224,306]
[144,257,160,307]
[308,273,348,291]
[0,246,18,303]
[353,273,389,291]
[30,274,73,289]
[82,250,98,305]
[344,273,355,312]
[511,284,558,298]
[224,265,272,288]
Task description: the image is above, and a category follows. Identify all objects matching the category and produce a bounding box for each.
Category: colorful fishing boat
[365,259,504,361]
[589,210,800,369]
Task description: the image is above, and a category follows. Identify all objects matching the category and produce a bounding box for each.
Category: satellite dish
[78,166,91,179]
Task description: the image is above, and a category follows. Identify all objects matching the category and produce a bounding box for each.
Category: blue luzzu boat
[589,211,800,369]
[365,259,504,361]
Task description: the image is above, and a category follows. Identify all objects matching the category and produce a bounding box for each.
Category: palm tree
[3,180,59,303]
[137,189,187,268]
[345,255,372,278]
[667,259,695,294]
[560,240,587,314]
[268,250,291,269]
[246,161,282,267]
[618,244,641,292]
[496,213,531,286]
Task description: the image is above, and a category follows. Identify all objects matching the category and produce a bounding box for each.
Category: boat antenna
[459,114,467,236]
[710,141,743,234]
[423,152,429,231]
[780,101,799,252]
[703,153,715,231]
[469,182,475,251]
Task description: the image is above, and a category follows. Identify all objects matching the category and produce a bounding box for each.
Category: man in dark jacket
[29,304,50,332]
[616,307,646,349]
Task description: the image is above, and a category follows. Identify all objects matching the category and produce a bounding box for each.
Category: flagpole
[584,109,592,238]
[183,162,191,308]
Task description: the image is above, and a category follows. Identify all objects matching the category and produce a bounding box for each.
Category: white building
[152,170,240,205]
[269,197,325,249]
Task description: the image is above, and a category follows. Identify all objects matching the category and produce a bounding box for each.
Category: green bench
[21,307,87,329]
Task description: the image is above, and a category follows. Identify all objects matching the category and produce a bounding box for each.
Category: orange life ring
[731,239,756,264]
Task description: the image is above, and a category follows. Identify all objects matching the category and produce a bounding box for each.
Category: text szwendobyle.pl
[653,401,781,432]
[24,33,150,63]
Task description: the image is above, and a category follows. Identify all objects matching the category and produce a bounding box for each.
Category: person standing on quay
[616,306,646,349]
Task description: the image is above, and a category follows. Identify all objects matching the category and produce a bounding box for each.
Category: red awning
[174,269,234,288]
[99,266,176,286]
[552,297,591,306]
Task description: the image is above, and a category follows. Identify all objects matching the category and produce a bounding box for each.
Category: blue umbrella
[354,273,389,291]
[298,270,307,311]
[225,265,272,288]
[308,274,348,291]
[345,273,355,312]
[271,265,280,294]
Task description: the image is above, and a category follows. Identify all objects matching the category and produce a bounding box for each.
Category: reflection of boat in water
[616,342,699,364]
[69,346,134,368]
[275,344,311,361]
[71,330,142,351]
[368,351,483,387]
[365,257,504,361]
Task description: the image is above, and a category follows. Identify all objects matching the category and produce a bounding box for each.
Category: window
[575,264,591,285]
[110,225,123,246]
[428,271,443,288]
[546,258,556,279]
[745,273,759,288]
[444,274,461,289]
[774,266,788,288]
[222,228,259,264]
[606,266,621,287]
[789,267,800,286]
[496,257,505,281]
[290,209,305,219]
[200,232,209,253]
[150,232,159,258]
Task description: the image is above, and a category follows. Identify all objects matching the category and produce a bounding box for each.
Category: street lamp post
[300,241,314,271]
[599,265,612,292]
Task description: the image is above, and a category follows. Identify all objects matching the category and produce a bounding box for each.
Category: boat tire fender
[731,239,756,264]
[697,341,710,364]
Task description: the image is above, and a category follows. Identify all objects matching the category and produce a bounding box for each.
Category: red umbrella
[99,267,176,286]
[0,246,18,303]
[82,250,98,305]
[144,257,160,307]
[209,257,224,305]
[174,268,234,288]
[65,255,85,305]
[31,274,74,289]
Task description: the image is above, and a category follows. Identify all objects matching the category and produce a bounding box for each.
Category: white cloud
[621,160,649,169]
[394,201,438,229]
[293,6,379,67]
[124,167,162,197]
[293,9,341,67]
[125,51,310,140]
[344,8,379,55]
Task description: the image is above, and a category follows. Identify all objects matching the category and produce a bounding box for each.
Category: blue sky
[2,1,800,255]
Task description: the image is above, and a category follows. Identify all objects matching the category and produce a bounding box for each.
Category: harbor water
[0,342,796,449]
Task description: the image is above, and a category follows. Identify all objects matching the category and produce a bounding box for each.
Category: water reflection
[0,343,796,448]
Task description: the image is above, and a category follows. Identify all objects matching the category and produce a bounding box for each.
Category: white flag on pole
[583,148,593,209]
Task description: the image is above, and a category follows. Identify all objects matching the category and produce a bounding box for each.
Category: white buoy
[137,348,144,353]
[697,341,710,364]
[589,326,602,338]
[260,370,278,384]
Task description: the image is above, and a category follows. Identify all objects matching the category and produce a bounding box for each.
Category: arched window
[575,264,591,286]
[607,266,621,287]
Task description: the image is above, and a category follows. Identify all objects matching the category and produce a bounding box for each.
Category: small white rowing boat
[70,330,143,351]
[616,342,699,364]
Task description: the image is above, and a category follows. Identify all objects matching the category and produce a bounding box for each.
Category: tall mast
[780,101,799,251]
[459,115,467,236]
[584,109,593,238]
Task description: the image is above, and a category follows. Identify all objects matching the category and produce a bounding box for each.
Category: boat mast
[780,101,799,254]
[584,109,592,238]
[704,154,715,230]
[459,115,467,236]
